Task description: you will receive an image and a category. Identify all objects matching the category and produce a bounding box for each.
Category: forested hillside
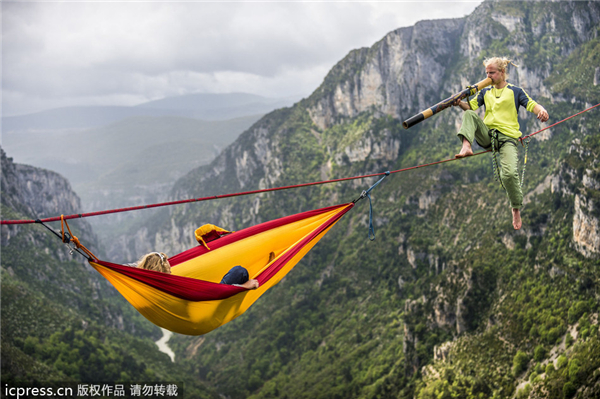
[138,1,598,398]
[0,149,218,398]
[2,1,599,399]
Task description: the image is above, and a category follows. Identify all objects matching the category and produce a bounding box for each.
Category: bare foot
[512,208,522,230]
[455,138,473,158]
[455,146,473,158]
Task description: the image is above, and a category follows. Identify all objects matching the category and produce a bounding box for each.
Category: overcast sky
[2,1,482,117]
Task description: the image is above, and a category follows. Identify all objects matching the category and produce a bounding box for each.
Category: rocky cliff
[102,1,600,398]
[131,0,600,256]
[1,147,221,395]
[1,148,97,254]
[1,148,84,223]
[306,18,465,130]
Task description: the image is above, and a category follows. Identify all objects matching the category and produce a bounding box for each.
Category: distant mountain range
[2,92,303,219]
[4,114,262,189]
[2,92,303,132]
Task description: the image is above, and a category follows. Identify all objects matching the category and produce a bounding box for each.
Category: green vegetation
[165,2,600,397]
[165,95,599,399]
[0,203,217,398]
[3,1,600,399]
[546,29,600,104]
[513,351,530,377]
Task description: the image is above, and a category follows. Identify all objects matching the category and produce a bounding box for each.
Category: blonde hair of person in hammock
[136,252,171,274]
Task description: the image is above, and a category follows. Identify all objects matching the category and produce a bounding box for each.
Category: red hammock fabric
[93,203,354,302]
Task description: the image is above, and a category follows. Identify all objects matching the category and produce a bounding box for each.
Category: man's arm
[533,104,549,122]
[453,98,472,111]
[518,87,548,122]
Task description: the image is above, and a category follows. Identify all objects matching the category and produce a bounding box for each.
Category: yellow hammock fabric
[89,203,354,335]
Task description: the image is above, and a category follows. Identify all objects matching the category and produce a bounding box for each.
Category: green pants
[457,110,523,209]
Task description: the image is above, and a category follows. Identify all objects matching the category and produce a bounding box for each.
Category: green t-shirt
[469,83,538,139]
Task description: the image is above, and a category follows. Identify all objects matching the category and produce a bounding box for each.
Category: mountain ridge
[0,148,219,397]
[2,1,600,398]
[3,92,303,131]
[148,2,600,398]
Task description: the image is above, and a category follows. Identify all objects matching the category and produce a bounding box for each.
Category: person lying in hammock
[133,224,273,289]
[133,251,261,290]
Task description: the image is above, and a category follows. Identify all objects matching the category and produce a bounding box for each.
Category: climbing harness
[490,129,532,191]
[519,137,531,189]
[490,129,507,191]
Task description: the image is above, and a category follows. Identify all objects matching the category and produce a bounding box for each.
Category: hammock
[89,203,354,335]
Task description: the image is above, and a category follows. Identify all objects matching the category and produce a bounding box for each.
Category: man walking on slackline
[453,57,549,230]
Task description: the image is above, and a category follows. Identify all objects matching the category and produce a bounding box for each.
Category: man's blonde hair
[137,252,171,273]
[483,57,519,79]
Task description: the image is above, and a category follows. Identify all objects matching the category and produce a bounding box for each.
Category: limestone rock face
[2,149,79,219]
[115,1,600,266]
[307,18,465,131]
[573,194,600,257]
[562,139,600,258]
[1,148,95,249]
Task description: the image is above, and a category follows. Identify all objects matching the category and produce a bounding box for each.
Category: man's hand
[242,279,259,290]
[453,98,471,111]
[534,105,549,122]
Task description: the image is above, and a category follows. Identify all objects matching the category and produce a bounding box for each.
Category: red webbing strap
[520,102,600,142]
[2,177,381,225]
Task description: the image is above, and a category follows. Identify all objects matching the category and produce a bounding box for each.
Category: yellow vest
[469,83,538,139]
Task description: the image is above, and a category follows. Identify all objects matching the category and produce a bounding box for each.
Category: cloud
[2,1,481,116]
